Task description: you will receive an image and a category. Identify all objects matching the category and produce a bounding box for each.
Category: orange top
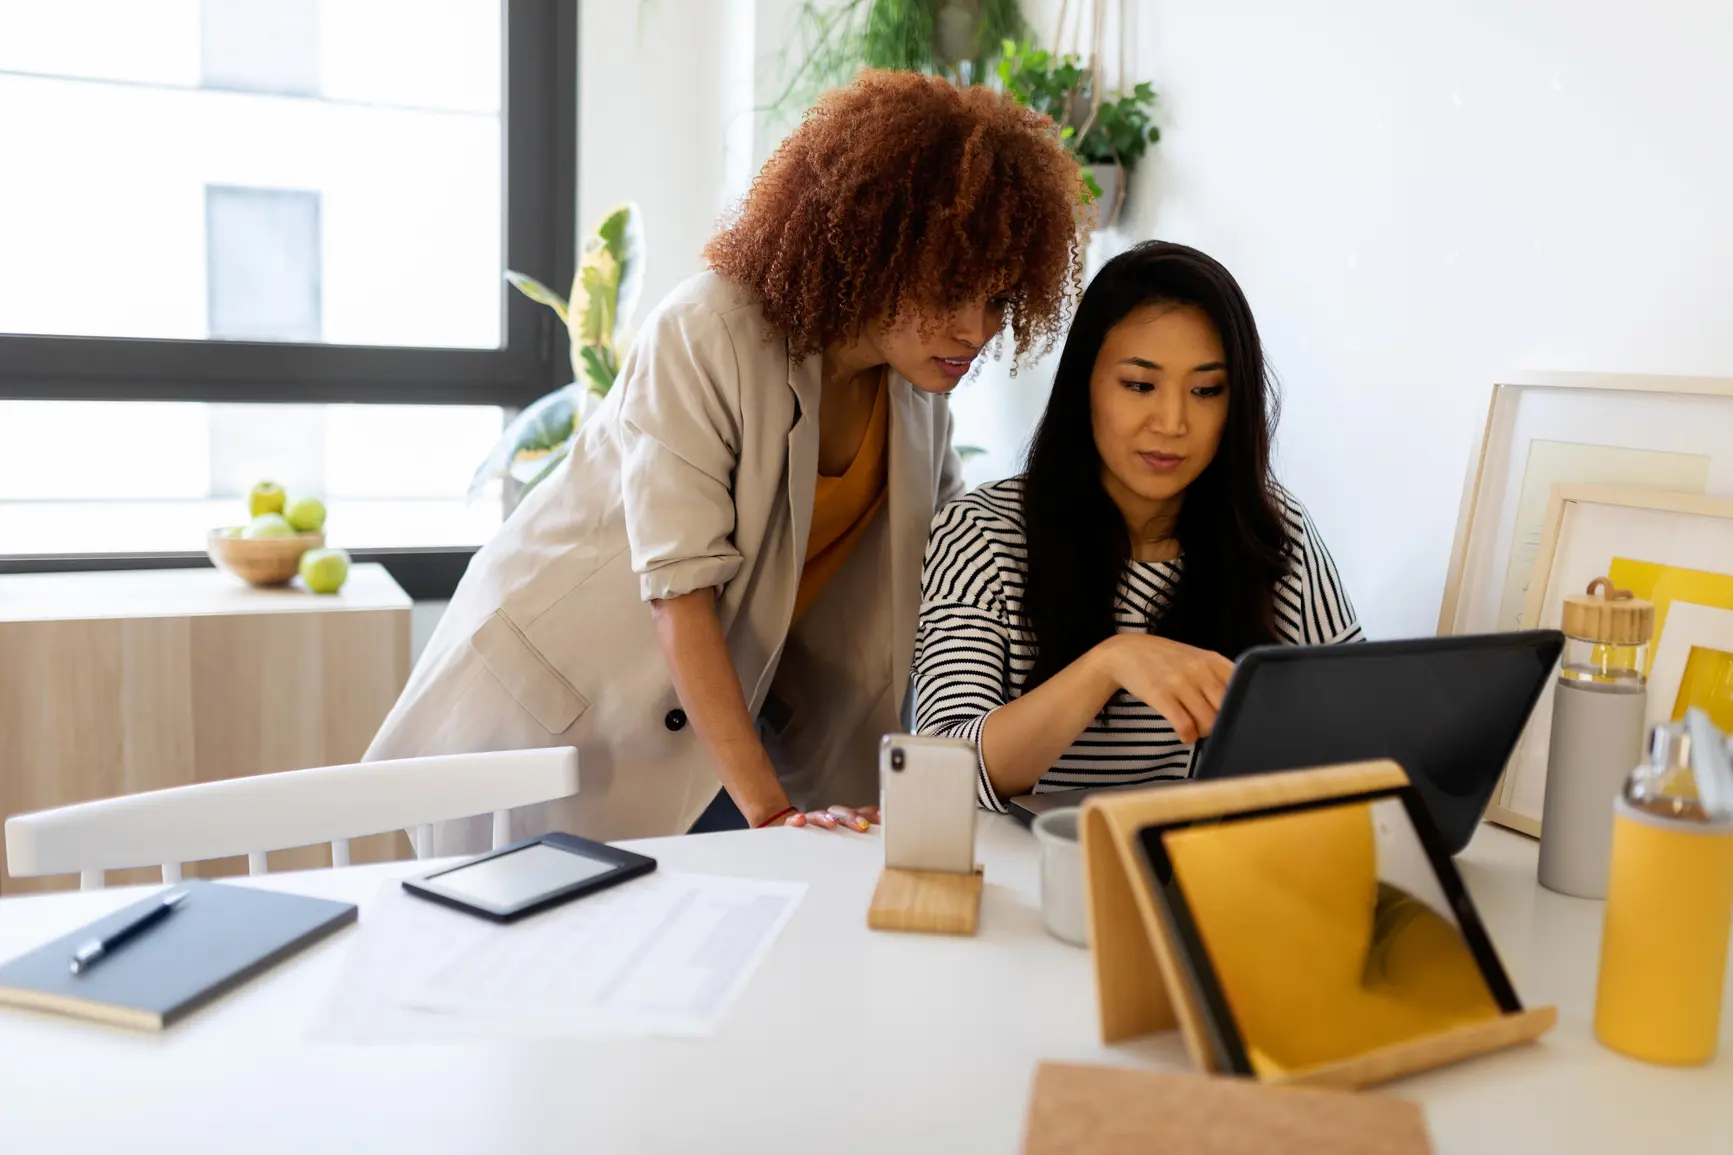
[793,382,889,621]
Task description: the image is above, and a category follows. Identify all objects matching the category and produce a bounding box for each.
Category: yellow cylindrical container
[1594,799,1733,1065]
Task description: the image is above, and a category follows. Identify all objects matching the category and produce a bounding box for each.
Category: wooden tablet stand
[868,866,983,935]
[1080,760,1556,1089]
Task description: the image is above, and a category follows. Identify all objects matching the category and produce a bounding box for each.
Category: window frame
[0,0,576,412]
[0,546,477,602]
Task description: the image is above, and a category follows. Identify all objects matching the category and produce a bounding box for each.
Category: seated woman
[913,241,1362,810]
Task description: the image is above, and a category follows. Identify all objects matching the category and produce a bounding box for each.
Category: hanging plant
[996,39,1159,224]
[773,0,1029,111]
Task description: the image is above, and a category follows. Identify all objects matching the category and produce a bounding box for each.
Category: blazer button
[664,709,687,732]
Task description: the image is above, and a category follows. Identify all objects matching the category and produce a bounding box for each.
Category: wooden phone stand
[868,867,984,935]
[1081,760,1556,1089]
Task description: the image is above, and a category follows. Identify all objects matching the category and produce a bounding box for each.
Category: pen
[69,890,189,975]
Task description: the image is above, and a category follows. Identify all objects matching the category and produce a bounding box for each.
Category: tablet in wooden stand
[1080,761,1555,1089]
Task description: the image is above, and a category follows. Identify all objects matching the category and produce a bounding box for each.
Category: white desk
[0,818,1727,1155]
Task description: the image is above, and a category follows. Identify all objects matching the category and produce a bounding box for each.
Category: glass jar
[1626,720,1707,820]
[1557,633,1649,689]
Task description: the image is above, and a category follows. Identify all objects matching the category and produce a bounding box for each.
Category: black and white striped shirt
[912,477,1363,811]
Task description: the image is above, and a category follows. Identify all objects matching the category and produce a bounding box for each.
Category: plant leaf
[504,270,569,325]
[519,438,573,500]
[573,249,620,348]
[568,201,644,355]
[576,343,617,396]
[607,203,646,347]
[466,384,581,501]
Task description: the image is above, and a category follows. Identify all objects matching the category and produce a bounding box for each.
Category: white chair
[4,748,579,891]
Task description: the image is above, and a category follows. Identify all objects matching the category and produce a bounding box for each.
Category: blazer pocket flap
[470,610,590,734]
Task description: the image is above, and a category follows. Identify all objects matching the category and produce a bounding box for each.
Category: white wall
[1087,0,1733,637]
[577,0,759,318]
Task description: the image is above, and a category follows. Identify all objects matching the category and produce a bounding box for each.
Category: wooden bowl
[207,528,325,587]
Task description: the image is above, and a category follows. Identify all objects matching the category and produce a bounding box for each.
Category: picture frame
[1438,371,1733,641]
[1645,602,1733,731]
[1491,485,1733,833]
[1080,763,1555,1090]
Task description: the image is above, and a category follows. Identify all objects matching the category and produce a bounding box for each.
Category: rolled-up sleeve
[616,301,745,603]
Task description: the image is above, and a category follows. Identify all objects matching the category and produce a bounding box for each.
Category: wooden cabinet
[0,565,414,893]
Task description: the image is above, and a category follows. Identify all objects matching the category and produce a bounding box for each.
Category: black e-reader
[402,832,657,923]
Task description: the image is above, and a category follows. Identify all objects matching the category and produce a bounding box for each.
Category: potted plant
[774,0,1029,109]
[469,202,645,508]
[996,40,1159,227]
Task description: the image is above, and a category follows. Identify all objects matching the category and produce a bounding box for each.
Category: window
[0,400,505,555]
[0,1,574,574]
[206,186,324,342]
[0,0,573,406]
[200,0,321,96]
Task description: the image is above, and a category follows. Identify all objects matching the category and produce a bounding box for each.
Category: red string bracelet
[755,806,798,829]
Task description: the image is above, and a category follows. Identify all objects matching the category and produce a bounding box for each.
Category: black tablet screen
[431,843,615,909]
[1198,633,1562,853]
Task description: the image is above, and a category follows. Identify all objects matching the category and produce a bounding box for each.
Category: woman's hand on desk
[784,805,881,832]
[1095,635,1234,746]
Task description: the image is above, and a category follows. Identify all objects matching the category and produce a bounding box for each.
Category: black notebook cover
[0,879,357,1030]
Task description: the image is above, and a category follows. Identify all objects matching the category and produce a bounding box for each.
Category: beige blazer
[365,272,966,852]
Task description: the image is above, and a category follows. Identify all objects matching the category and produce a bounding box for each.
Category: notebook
[0,879,357,1031]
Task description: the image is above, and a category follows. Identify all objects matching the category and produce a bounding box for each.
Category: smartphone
[880,733,978,873]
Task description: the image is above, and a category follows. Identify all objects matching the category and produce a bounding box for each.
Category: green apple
[299,547,351,594]
[285,495,327,534]
[248,481,286,519]
[242,512,296,539]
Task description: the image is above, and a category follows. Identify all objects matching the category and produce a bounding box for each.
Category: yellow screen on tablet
[1153,795,1509,1077]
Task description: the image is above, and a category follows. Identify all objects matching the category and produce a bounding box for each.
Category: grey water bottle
[1538,578,1655,898]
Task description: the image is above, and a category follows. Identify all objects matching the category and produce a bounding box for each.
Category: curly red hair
[705,70,1086,360]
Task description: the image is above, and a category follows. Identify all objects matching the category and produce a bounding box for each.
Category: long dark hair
[1020,241,1289,689]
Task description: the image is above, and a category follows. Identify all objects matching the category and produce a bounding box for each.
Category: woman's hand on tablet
[786,805,881,832]
[1098,635,1234,746]
[975,633,1234,803]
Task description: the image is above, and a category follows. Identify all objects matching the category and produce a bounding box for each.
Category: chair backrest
[4,748,579,890]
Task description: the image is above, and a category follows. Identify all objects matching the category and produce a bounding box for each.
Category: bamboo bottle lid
[1560,578,1655,645]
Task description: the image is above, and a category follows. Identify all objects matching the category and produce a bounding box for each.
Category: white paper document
[311,871,806,1043]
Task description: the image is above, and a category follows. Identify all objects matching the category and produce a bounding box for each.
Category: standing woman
[914,242,1362,810]
[366,72,1084,850]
